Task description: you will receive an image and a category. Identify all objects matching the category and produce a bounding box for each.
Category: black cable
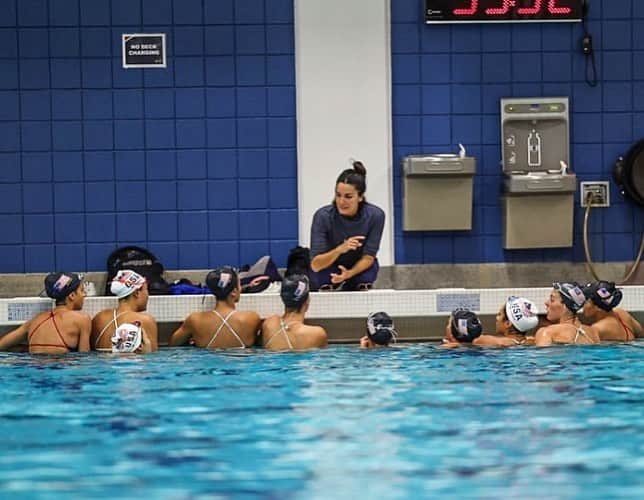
[580,0,598,87]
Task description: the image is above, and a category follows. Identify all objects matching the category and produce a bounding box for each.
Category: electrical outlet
[580,181,610,207]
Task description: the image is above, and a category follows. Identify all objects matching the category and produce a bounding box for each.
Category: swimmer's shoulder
[299,324,327,346]
[260,314,281,332]
[235,309,261,325]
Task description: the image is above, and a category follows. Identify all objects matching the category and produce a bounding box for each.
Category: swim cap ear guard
[111,322,142,353]
[582,281,623,312]
[450,308,483,343]
[366,311,397,346]
[553,282,586,313]
[505,296,539,333]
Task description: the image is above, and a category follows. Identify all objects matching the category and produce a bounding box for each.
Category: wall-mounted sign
[426,0,584,23]
[122,33,166,68]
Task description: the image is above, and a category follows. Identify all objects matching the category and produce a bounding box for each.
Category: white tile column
[294,0,394,265]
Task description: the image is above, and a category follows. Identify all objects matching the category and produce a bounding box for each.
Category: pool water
[1,344,644,499]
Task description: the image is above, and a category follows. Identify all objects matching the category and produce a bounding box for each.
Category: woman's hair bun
[352,160,366,176]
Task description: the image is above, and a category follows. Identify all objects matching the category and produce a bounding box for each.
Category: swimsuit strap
[573,325,592,344]
[207,310,244,348]
[95,309,128,346]
[28,311,55,342]
[50,312,72,350]
[264,318,295,350]
[28,310,72,351]
[613,312,634,340]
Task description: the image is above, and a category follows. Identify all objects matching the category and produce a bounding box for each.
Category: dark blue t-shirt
[310,202,385,269]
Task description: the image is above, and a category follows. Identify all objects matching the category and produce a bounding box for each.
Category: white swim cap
[111,322,142,353]
[111,270,146,298]
[505,296,539,333]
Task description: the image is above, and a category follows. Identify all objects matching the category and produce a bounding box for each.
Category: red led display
[426,0,583,22]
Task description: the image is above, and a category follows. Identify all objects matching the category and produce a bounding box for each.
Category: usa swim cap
[206,267,239,299]
[450,308,483,343]
[505,296,539,333]
[111,322,142,353]
[44,272,82,300]
[582,281,623,311]
[553,282,586,313]
[366,311,397,346]
[110,269,146,299]
[281,274,310,309]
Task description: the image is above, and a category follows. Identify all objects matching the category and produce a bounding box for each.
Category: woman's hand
[338,235,365,254]
[330,265,352,284]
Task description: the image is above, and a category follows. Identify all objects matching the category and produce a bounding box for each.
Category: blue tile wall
[392,0,644,264]
[0,0,296,272]
[4,1,640,273]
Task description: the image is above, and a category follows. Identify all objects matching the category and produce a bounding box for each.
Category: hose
[583,195,644,284]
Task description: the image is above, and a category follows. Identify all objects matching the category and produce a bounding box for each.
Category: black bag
[105,246,170,295]
[285,246,319,290]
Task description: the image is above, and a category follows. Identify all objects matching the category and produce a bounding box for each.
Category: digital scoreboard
[425,0,584,23]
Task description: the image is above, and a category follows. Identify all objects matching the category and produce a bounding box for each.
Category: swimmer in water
[169,266,261,349]
[0,272,91,354]
[534,282,600,347]
[580,281,642,341]
[261,274,328,351]
[360,311,397,348]
[91,270,156,353]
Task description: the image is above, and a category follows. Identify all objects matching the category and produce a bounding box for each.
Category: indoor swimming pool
[1,344,643,498]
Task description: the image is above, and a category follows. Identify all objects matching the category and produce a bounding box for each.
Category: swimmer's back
[29,309,90,354]
[535,322,600,346]
[91,309,158,351]
[260,315,327,351]
[183,309,261,348]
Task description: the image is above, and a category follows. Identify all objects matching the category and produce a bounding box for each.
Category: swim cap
[206,267,239,299]
[582,281,623,311]
[44,272,82,300]
[553,282,586,313]
[450,308,483,343]
[111,270,146,299]
[111,322,142,353]
[505,296,539,333]
[281,274,310,309]
[366,311,397,345]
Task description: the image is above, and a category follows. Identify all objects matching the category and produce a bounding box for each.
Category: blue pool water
[1,344,644,499]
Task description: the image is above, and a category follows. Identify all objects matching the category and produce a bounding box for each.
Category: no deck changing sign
[122,33,166,68]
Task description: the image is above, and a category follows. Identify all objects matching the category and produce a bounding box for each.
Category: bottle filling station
[501,97,576,249]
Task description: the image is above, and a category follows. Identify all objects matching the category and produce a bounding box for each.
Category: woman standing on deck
[309,161,385,291]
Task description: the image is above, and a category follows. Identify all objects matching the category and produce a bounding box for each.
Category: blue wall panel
[0,0,296,273]
[392,0,644,264]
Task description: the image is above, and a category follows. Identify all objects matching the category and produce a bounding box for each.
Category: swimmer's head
[582,281,622,312]
[366,311,397,346]
[111,322,142,353]
[505,296,539,333]
[206,267,239,300]
[280,274,310,310]
[44,272,83,303]
[553,282,586,313]
[450,308,483,343]
[110,269,147,299]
